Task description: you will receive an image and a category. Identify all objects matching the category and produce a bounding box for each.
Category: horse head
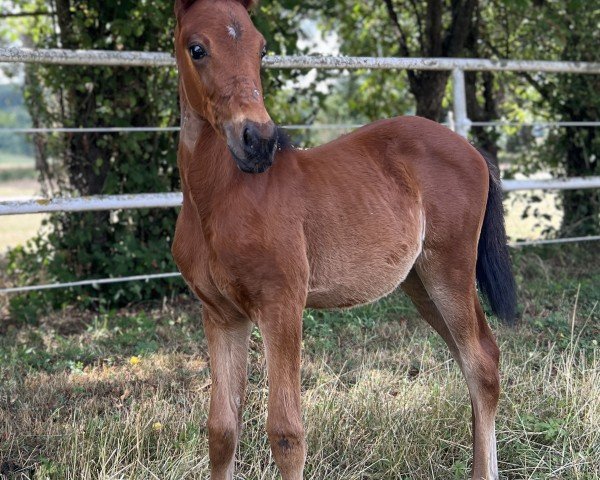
[175,0,277,173]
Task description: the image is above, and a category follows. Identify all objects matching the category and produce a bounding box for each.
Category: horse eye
[261,46,267,58]
[189,44,207,60]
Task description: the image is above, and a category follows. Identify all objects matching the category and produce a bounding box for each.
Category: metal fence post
[452,68,471,138]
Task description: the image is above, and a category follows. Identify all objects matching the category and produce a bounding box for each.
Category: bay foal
[172,0,517,478]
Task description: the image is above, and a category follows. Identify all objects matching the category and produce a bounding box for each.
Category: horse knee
[267,421,306,464]
[208,416,239,468]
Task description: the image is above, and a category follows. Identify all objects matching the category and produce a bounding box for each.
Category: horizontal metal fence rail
[2,176,600,216]
[2,47,600,73]
[3,234,600,295]
[0,273,182,294]
[508,236,600,248]
[0,127,181,134]
[1,48,599,294]
[0,193,183,215]
[0,125,365,134]
[2,121,599,135]
[470,121,600,128]
[502,177,600,192]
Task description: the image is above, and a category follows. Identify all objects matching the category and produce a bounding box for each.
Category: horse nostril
[243,127,253,149]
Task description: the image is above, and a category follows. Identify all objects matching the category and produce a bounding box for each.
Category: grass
[0,246,598,479]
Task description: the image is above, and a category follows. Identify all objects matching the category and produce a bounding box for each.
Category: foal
[171,1,516,479]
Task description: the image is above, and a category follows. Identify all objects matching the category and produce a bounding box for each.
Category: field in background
[0,150,45,253]
[0,152,35,169]
[0,246,598,479]
[0,178,46,254]
[505,191,561,240]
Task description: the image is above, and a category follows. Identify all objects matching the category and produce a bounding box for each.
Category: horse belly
[305,214,424,309]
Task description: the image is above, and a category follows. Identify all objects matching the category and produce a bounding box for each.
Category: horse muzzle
[225,120,277,174]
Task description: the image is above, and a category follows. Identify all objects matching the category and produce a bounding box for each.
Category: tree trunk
[410,71,450,121]
[561,127,600,236]
[382,0,478,123]
[465,70,500,166]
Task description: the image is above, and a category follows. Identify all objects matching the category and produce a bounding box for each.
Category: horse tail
[476,150,518,324]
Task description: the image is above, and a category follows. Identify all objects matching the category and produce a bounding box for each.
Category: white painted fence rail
[3,122,600,135]
[1,176,600,216]
[502,177,600,192]
[1,48,598,294]
[2,47,600,73]
[0,273,183,294]
[0,193,183,215]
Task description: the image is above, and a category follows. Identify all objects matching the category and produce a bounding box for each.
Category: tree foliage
[485,0,599,235]
[4,0,598,319]
[7,0,307,318]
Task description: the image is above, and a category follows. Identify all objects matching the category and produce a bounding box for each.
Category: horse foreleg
[259,302,306,480]
[204,310,252,480]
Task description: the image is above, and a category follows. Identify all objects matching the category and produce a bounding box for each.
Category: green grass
[0,247,598,479]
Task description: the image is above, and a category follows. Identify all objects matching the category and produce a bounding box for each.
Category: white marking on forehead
[227,25,238,39]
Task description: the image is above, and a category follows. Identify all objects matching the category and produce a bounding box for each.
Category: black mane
[276,126,293,151]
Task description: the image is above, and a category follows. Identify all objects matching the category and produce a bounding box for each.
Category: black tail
[476,150,518,324]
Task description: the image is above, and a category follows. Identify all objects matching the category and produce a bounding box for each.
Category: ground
[0,246,598,479]
[0,152,595,479]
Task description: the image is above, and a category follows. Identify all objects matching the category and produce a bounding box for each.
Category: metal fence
[0,47,599,294]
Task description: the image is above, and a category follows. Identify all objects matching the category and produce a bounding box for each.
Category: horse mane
[238,0,259,9]
[276,126,293,151]
[175,0,259,18]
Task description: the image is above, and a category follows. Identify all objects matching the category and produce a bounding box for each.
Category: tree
[381,0,477,121]
[309,1,479,121]
[7,0,183,315]
[8,0,309,317]
[313,0,597,235]
[483,0,599,236]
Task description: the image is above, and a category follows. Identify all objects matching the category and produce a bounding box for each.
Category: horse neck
[178,99,239,215]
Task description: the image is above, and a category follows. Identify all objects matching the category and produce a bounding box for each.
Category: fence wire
[1,48,599,294]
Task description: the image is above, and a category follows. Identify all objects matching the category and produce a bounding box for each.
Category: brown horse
[172,1,516,479]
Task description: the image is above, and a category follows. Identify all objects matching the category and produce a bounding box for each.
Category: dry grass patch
[1,248,599,479]
[1,311,598,479]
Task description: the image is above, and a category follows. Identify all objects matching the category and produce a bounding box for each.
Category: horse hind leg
[401,266,500,480]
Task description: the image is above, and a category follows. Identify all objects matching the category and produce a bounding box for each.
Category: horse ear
[238,0,259,10]
[174,0,197,18]
[175,0,257,17]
